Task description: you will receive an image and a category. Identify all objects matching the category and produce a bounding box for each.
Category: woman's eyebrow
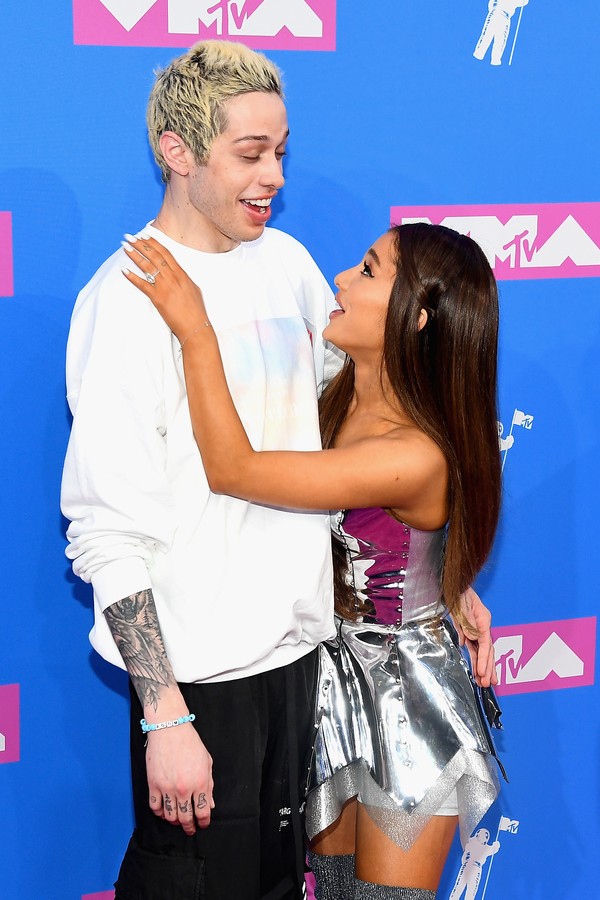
[366,247,381,267]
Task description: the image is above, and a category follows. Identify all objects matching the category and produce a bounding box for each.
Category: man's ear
[159,131,193,177]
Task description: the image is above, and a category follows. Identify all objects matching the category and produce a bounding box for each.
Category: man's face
[185,91,288,251]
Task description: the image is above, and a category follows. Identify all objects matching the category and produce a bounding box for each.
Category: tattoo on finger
[178,800,189,813]
[197,793,207,809]
[164,793,174,814]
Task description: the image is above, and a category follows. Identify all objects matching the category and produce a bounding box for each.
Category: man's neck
[152,190,239,254]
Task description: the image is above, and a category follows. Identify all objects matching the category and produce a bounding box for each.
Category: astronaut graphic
[500,408,534,472]
[497,422,514,454]
[449,829,500,900]
[474,0,529,66]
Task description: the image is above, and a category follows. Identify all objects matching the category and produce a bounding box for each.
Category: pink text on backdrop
[0,684,20,764]
[82,893,115,900]
[0,212,14,297]
[492,617,596,695]
[73,0,336,50]
[390,203,600,280]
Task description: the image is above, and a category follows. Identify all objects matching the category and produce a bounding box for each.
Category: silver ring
[146,270,160,285]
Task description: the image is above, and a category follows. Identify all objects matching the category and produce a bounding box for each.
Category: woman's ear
[417,308,429,331]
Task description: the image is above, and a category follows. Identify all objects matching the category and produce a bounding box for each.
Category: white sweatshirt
[61,225,342,683]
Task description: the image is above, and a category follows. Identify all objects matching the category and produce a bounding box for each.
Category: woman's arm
[122,235,446,520]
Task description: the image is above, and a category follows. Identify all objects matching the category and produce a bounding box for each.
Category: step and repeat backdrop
[1,2,599,898]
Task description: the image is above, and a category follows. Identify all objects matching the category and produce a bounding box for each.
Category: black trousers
[115,649,318,900]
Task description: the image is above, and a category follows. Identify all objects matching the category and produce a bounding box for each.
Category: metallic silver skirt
[306,616,502,850]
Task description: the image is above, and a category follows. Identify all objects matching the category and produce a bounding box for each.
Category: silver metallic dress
[306,508,503,850]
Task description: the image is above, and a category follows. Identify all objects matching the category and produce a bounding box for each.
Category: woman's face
[323,231,397,360]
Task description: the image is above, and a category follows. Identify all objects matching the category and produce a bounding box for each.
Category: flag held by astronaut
[512,410,534,429]
[499,816,520,834]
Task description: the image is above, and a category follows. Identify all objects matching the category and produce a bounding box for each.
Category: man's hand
[146,723,214,835]
[104,589,215,835]
[453,587,497,688]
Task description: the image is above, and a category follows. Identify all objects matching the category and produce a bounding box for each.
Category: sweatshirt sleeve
[60,261,177,612]
[298,246,345,395]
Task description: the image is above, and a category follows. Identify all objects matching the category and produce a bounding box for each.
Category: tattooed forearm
[104,588,177,710]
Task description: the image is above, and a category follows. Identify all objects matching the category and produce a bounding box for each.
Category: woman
[122,223,504,900]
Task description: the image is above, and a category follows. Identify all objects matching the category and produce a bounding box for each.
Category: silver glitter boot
[354,881,435,900]
[307,851,355,900]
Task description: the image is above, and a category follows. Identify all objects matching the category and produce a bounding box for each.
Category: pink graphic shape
[0,212,14,297]
[390,203,600,280]
[306,871,316,899]
[492,617,596,696]
[73,0,336,50]
[82,892,115,900]
[0,684,20,764]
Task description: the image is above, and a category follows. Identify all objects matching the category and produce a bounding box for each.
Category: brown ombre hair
[320,222,501,620]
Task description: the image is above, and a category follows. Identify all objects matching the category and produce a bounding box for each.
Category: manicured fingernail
[121,241,134,252]
[139,231,150,239]
[124,232,138,242]
[121,267,131,275]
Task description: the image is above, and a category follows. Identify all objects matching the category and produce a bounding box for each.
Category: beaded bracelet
[140,713,196,734]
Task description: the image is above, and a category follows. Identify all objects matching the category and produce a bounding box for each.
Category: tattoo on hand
[164,793,173,814]
[197,793,207,809]
[104,589,176,710]
[151,795,157,804]
[178,800,189,813]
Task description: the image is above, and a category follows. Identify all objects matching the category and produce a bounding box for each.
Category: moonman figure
[449,828,501,899]
[473,0,529,66]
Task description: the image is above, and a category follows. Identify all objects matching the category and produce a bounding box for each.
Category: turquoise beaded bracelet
[140,713,196,734]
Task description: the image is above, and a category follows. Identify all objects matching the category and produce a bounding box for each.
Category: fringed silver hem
[305,616,503,849]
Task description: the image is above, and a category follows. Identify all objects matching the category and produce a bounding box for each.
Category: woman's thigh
[309,797,359,856]
[355,804,458,890]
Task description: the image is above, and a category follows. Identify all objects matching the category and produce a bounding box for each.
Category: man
[62,39,496,900]
[61,40,341,900]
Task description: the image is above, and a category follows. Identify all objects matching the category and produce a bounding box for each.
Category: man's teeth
[245,199,272,208]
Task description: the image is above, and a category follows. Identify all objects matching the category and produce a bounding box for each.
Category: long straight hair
[320,223,501,619]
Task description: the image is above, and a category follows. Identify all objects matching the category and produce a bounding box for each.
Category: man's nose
[259,155,285,190]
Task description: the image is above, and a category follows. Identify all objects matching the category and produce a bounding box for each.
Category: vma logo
[391,204,600,281]
[73,0,336,50]
[493,618,596,696]
[0,212,14,297]
[0,684,20,764]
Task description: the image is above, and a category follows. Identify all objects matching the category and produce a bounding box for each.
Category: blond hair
[147,40,284,181]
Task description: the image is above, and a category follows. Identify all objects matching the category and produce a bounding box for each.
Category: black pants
[115,649,318,900]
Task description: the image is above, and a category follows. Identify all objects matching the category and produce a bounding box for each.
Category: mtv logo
[499,816,520,834]
[492,618,596,695]
[0,212,14,297]
[73,0,336,51]
[0,684,20,764]
[390,203,600,281]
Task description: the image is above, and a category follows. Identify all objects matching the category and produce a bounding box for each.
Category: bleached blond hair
[147,40,284,181]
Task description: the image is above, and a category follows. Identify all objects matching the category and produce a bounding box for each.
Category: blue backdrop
[1,2,599,898]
